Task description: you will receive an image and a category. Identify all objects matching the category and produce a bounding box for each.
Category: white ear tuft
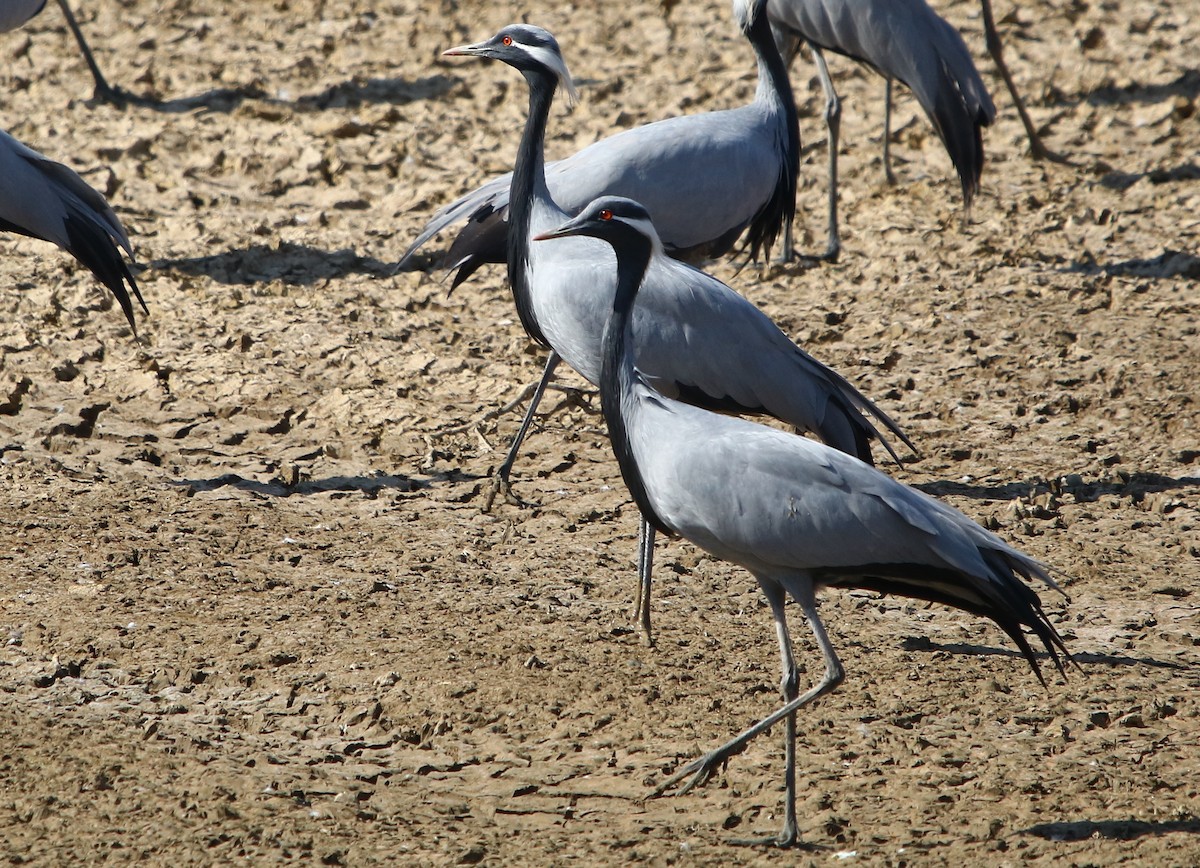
[559,71,579,108]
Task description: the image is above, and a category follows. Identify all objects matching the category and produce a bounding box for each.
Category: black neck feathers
[598,230,672,537]
[741,9,800,262]
[506,68,556,348]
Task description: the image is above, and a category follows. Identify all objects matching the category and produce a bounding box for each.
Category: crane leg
[483,351,561,511]
[727,581,802,847]
[633,518,656,646]
[812,46,841,263]
[978,0,1070,164]
[651,580,844,852]
[55,0,133,105]
[882,78,897,186]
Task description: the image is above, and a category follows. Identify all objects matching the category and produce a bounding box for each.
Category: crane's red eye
[599,209,613,221]
[502,35,513,45]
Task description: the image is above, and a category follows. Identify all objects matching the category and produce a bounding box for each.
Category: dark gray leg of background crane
[978,0,1069,163]
[634,519,655,645]
[882,78,898,185]
[56,0,137,104]
[483,351,561,511]
[811,44,842,263]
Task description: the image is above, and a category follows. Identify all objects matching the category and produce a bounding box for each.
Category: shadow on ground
[173,469,478,498]
[1024,816,1200,842]
[107,74,457,114]
[152,243,395,285]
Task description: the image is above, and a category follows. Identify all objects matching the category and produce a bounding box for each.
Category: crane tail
[821,559,1070,682]
[62,212,145,330]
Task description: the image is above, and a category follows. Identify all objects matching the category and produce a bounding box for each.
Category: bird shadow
[1096,162,1200,192]
[150,243,396,286]
[101,84,269,114]
[284,74,458,111]
[914,472,1200,504]
[1023,815,1200,842]
[1080,69,1200,107]
[115,74,457,114]
[899,637,1187,672]
[1064,248,1200,280]
[171,469,476,499]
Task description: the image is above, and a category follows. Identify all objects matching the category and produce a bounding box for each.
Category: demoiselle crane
[398,0,801,289]
[534,194,1070,847]
[0,128,145,331]
[1,0,131,104]
[766,0,996,261]
[441,20,915,644]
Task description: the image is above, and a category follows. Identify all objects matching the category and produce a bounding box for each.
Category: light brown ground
[0,0,1197,864]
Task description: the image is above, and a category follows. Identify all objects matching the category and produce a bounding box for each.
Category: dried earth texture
[0,0,1197,864]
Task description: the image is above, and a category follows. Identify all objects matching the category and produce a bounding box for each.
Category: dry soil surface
[0,0,1198,864]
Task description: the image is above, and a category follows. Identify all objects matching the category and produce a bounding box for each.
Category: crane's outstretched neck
[598,234,672,536]
[506,70,558,347]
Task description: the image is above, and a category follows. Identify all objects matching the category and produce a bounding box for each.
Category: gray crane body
[399,0,799,279]
[768,0,996,202]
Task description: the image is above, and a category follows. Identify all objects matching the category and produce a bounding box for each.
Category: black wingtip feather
[823,560,1071,684]
[62,212,143,332]
[931,58,990,208]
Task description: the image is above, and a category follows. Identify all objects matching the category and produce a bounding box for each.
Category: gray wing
[633,397,1065,679]
[0,129,145,330]
[768,0,996,202]
[397,103,785,273]
[635,400,1038,584]
[396,171,512,271]
[0,0,46,32]
[631,254,913,464]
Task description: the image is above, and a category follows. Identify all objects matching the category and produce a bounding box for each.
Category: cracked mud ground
[0,0,1197,864]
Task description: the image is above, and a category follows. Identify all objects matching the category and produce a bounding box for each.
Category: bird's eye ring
[502,35,513,46]
[599,209,613,221]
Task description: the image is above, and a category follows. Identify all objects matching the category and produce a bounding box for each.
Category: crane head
[444,24,578,107]
[534,196,659,248]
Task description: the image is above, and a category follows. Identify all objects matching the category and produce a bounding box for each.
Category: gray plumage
[398,0,801,283]
[443,22,912,644]
[0,0,47,32]
[767,0,996,259]
[538,194,1069,847]
[0,128,145,331]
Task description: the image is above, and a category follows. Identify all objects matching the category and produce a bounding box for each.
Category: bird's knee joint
[825,97,841,125]
[780,666,802,699]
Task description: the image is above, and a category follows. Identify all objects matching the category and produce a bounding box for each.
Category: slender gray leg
[652,580,845,853]
[728,581,801,848]
[55,0,134,105]
[633,518,655,646]
[882,78,897,185]
[979,0,1071,164]
[811,45,841,262]
[483,351,561,511]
